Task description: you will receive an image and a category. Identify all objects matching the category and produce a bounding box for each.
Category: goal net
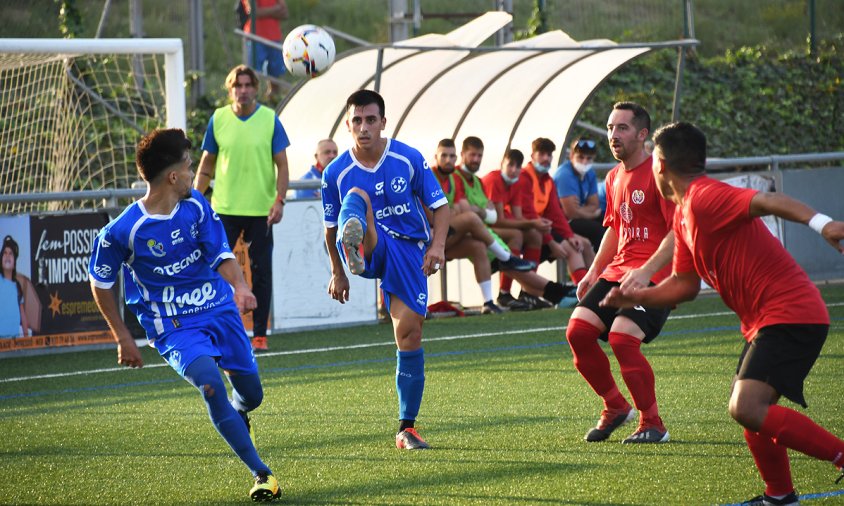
[0,39,186,214]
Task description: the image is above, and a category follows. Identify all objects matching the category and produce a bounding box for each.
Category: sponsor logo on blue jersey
[153,248,202,276]
[376,203,412,220]
[162,281,220,316]
[147,239,166,257]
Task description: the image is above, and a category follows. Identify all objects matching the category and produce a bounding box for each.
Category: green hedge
[575,35,844,159]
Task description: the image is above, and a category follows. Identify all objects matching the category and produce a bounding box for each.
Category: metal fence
[5,1,842,101]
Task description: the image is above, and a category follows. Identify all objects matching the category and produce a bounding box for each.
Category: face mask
[572,161,592,176]
[533,162,551,174]
[501,171,520,185]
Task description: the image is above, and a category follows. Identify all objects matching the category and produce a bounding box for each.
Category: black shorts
[577,278,671,343]
[734,323,828,408]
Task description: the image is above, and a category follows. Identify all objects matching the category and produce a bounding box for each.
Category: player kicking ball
[322,90,449,450]
[602,122,844,506]
[89,129,280,502]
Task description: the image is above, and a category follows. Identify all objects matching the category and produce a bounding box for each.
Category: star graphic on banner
[49,291,63,317]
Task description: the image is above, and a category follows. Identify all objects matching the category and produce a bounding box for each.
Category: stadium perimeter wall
[779,166,844,282]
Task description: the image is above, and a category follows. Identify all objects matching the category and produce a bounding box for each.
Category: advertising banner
[0,212,112,352]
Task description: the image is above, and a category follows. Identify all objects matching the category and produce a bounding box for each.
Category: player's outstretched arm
[91,283,143,368]
[750,192,844,253]
[217,258,257,313]
[601,270,700,309]
[821,221,844,253]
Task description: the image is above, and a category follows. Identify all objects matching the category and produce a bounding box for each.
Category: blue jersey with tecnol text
[321,138,447,240]
[88,189,237,340]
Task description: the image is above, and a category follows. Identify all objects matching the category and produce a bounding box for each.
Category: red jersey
[481,170,531,219]
[601,156,675,283]
[522,163,574,240]
[242,0,283,41]
[432,166,465,205]
[673,177,829,341]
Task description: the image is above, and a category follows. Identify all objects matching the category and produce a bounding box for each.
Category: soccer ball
[282,25,336,78]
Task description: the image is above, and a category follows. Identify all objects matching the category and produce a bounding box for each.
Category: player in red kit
[602,122,844,506]
[565,102,676,444]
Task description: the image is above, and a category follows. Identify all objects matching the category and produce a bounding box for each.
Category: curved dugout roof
[279,12,654,179]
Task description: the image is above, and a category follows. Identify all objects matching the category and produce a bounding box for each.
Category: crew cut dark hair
[461,136,484,152]
[346,89,385,118]
[438,138,455,149]
[504,148,524,167]
[652,122,707,175]
[613,101,651,134]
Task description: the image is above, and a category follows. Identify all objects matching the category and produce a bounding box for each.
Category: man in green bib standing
[195,65,290,351]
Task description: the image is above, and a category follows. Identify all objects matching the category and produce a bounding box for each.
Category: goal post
[0,38,186,213]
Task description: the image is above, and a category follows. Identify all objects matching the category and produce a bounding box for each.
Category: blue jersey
[321,138,447,241]
[88,189,237,339]
[553,160,598,206]
[293,165,322,200]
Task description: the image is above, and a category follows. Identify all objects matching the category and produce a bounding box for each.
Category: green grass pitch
[1,285,843,505]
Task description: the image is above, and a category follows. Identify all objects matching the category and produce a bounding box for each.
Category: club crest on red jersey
[631,189,645,204]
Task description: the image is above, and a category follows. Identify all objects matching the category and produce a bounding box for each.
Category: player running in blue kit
[88,128,280,502]
[322,90,450,450]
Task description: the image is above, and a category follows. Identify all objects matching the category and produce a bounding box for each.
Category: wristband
[483,208,497,225]
[808,213,832,234]
[275,195,285,205]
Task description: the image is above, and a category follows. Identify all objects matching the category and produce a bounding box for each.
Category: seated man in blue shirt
[293,139,338,200]
[552,137,606,253]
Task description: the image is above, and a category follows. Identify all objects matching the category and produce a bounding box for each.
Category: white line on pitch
[2,304,842,385]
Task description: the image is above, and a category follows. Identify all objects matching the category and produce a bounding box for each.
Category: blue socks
[182,356,270,476]
[396,348,425,422]
[227,371,264,413]
[339,192,368,235]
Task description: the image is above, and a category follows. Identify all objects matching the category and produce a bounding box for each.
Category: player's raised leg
[339,188,377,275]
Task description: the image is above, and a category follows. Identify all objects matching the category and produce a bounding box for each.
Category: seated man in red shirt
[603,121,844,506]
[521,138,595,296]
[431,139,533,313]
[481,149,551,309]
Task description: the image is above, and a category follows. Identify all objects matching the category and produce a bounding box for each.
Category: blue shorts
[338,227,428,317]
[153,305,258,377]
[248,41,286,77]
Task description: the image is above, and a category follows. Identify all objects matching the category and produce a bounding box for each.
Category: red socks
[524,246,541,272]
[608,332,662,428]
[759,404,844,467]
[744,428,794,497]
[566,319,628,410]
[571,267,587,285]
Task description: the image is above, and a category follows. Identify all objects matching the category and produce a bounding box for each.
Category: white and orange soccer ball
[282,24,336,78]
